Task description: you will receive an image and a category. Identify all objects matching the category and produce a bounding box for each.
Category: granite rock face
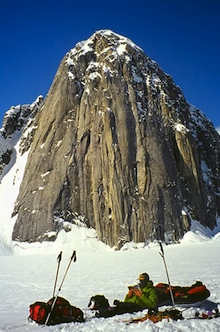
[10,30,220,247]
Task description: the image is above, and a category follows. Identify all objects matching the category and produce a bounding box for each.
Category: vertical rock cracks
[11,30,220,247]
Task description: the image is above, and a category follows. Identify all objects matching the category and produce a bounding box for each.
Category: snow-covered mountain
[0,30,220,251]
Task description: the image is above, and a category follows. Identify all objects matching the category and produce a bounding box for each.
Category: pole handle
[159,241,164,255]
[57,251,62,263]
[71,250,76,262]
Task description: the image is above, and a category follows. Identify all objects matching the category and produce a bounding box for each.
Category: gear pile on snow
[129,308,220,324]
[28,250,84,326]
[155,280,210,306]
[131,308,184,323]
[29,296,84,325]
[89,281,210,317]
[88,295,110,310]
[28,249,218,326]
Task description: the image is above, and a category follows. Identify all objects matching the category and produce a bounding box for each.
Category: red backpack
[29,301,50,324]
[29,296,84,325]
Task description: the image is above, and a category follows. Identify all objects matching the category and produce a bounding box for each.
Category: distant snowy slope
[0,130,28,254]
[0,96,44,253]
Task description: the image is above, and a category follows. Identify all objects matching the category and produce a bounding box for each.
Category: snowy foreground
[0,228,220,332]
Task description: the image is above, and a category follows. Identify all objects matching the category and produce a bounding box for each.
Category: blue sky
[0,0,219,129]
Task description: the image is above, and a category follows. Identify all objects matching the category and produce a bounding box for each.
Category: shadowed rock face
[11,30,220,247]
[0,96,44,176]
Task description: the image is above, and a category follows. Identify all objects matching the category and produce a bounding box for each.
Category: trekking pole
[52,251,62,298]
[44,250,77,326]
[158,242,175,307]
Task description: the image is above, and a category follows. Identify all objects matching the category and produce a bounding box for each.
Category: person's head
[137,273,149,287]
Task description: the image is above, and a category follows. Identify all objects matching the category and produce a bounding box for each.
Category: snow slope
[0,233,220,331]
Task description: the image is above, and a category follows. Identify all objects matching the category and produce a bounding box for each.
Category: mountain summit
[2,30,219,248]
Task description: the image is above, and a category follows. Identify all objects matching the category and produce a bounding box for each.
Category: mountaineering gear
[159,241,175,306]
[28,250,83,326]
[29,301,50,325]
[127,308,184,323]
[53,251,62,298]
[127,308,220,324]
[89,277,211,319]
[95,301,143,318]
[29,296,84,325]
[93,273,158,318]
[44,250,77,325]
[157,244,210,307]
[155,280,210,306]
[88,295,110,310]
[129,308,184,323]
[46,297,84,324]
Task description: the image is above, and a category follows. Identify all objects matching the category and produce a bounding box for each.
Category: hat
[138,273,149,281]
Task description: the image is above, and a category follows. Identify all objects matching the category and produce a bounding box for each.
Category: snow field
[0,234,220,331]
